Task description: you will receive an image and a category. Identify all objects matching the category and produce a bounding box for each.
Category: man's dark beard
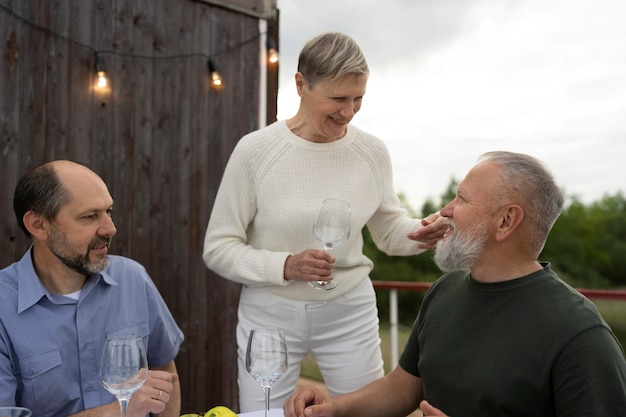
[54,252,99,276]
[49,230,111,276]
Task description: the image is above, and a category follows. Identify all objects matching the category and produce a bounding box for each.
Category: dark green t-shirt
[399,263,626,416]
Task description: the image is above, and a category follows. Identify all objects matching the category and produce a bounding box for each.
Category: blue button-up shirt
[0,249,184,417]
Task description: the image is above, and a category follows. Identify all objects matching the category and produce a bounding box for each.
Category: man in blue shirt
[0,160,184,417]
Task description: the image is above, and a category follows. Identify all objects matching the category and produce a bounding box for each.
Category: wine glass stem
[263,386,271,417]
[316,247,333,286]
[118,398,129,417]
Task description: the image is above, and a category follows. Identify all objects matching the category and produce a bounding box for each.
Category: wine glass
[311,198,351,290]
[0,408,32,417]
[100,336,149,417]
[245,328,288,417]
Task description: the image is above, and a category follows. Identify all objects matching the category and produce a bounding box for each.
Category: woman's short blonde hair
[297,32,369,86]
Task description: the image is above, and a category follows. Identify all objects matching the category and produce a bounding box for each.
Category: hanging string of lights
[1,3,278,91]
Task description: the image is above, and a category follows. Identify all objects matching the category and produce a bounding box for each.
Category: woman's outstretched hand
[407,212,450,249]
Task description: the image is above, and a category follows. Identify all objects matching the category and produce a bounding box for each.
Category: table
[238,409,284,417]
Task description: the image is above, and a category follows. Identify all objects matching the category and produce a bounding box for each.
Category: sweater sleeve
[202,133,291,286]
[358,133,427,256]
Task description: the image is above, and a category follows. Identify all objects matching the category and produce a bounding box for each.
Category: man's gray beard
[434,222,487,272]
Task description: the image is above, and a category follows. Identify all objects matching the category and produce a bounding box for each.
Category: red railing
[372,280,626,366]
[372,280,626,301]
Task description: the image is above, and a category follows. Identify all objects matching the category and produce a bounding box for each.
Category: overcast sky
[275,0,626,210]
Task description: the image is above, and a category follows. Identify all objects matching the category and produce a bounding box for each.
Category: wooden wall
[0,0,278,413]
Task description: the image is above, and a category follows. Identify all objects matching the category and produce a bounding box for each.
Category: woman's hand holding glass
[283,249,334,283]
[310,198,351,290]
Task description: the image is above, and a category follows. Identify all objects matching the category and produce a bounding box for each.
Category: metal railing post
[389,289,398,367]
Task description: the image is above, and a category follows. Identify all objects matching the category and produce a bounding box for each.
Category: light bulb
[94,53,109,90]
[97,71,108,88]
[208,59,223,88]
[268,48,279,64]
[266,38,279,64]
[211,73,223,86]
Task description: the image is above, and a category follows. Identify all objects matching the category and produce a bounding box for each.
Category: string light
[207,59,223,89]
[94,53,108,89]
[266,38,279,64]
[1,3,276,92]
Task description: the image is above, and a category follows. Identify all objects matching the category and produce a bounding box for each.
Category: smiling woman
[202,31,448,413]
[287,32,369,143]
[289,73,367,143]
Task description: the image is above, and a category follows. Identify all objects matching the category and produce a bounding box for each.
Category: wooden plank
[47,0,73,160]
[0,0,277,412]
[0,0,28,264]
[19,1,49,165]
[66,0,94,163]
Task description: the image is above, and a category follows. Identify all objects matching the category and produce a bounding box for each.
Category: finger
[283,398,299,417]
[153,387,169,403]
[284,393,305,417]
[419,400,446,416]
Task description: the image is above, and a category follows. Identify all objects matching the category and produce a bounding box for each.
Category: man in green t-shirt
[283,151,626,417]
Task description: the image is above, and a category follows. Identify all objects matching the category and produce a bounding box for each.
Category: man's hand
[407,212,450,250]
[283,384,334,417]
[126,369,179,417]
[284,249,334,283]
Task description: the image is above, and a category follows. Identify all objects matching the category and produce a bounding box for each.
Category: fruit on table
[206,406,237,417]
[180,405,237,417]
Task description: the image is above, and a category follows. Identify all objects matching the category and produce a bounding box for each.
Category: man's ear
[494,205,524,241]
[23,211,50,240]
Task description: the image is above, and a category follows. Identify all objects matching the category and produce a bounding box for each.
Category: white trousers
[236,279,384,412]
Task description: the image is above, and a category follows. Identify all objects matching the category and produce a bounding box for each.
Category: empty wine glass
[100,336,149,417]
[0,408,32,417]
[311,198,351,290]
[245,328,288,417]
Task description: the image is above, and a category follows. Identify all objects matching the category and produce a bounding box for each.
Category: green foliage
[367,183,626,326]
[542,192,626,288]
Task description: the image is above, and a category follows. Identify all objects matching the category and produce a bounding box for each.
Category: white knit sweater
[203,120,427,301]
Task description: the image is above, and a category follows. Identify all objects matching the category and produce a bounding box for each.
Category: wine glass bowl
[245,328,288,417]
[100,336,149,417]
[0,408,32,417]
[311,198,351,290]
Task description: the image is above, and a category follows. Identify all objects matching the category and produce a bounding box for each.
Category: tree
[543,192,626,287]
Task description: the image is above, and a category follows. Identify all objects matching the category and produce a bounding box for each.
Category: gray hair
[297,32,369,86]
[13,162,71,237]
[479,151,564,257]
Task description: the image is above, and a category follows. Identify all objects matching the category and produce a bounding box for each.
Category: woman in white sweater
[203,32,448,412]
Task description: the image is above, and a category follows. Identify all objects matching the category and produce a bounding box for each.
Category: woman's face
[296,72,368,142]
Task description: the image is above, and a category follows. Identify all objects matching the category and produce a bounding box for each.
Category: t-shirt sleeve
[552,325,626,415]
[398,316,422,377]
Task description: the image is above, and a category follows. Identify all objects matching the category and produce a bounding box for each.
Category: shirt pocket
[18,349,80,414]
[104,322,151,360]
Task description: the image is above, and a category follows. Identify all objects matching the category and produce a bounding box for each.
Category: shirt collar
[16,247,118,313]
